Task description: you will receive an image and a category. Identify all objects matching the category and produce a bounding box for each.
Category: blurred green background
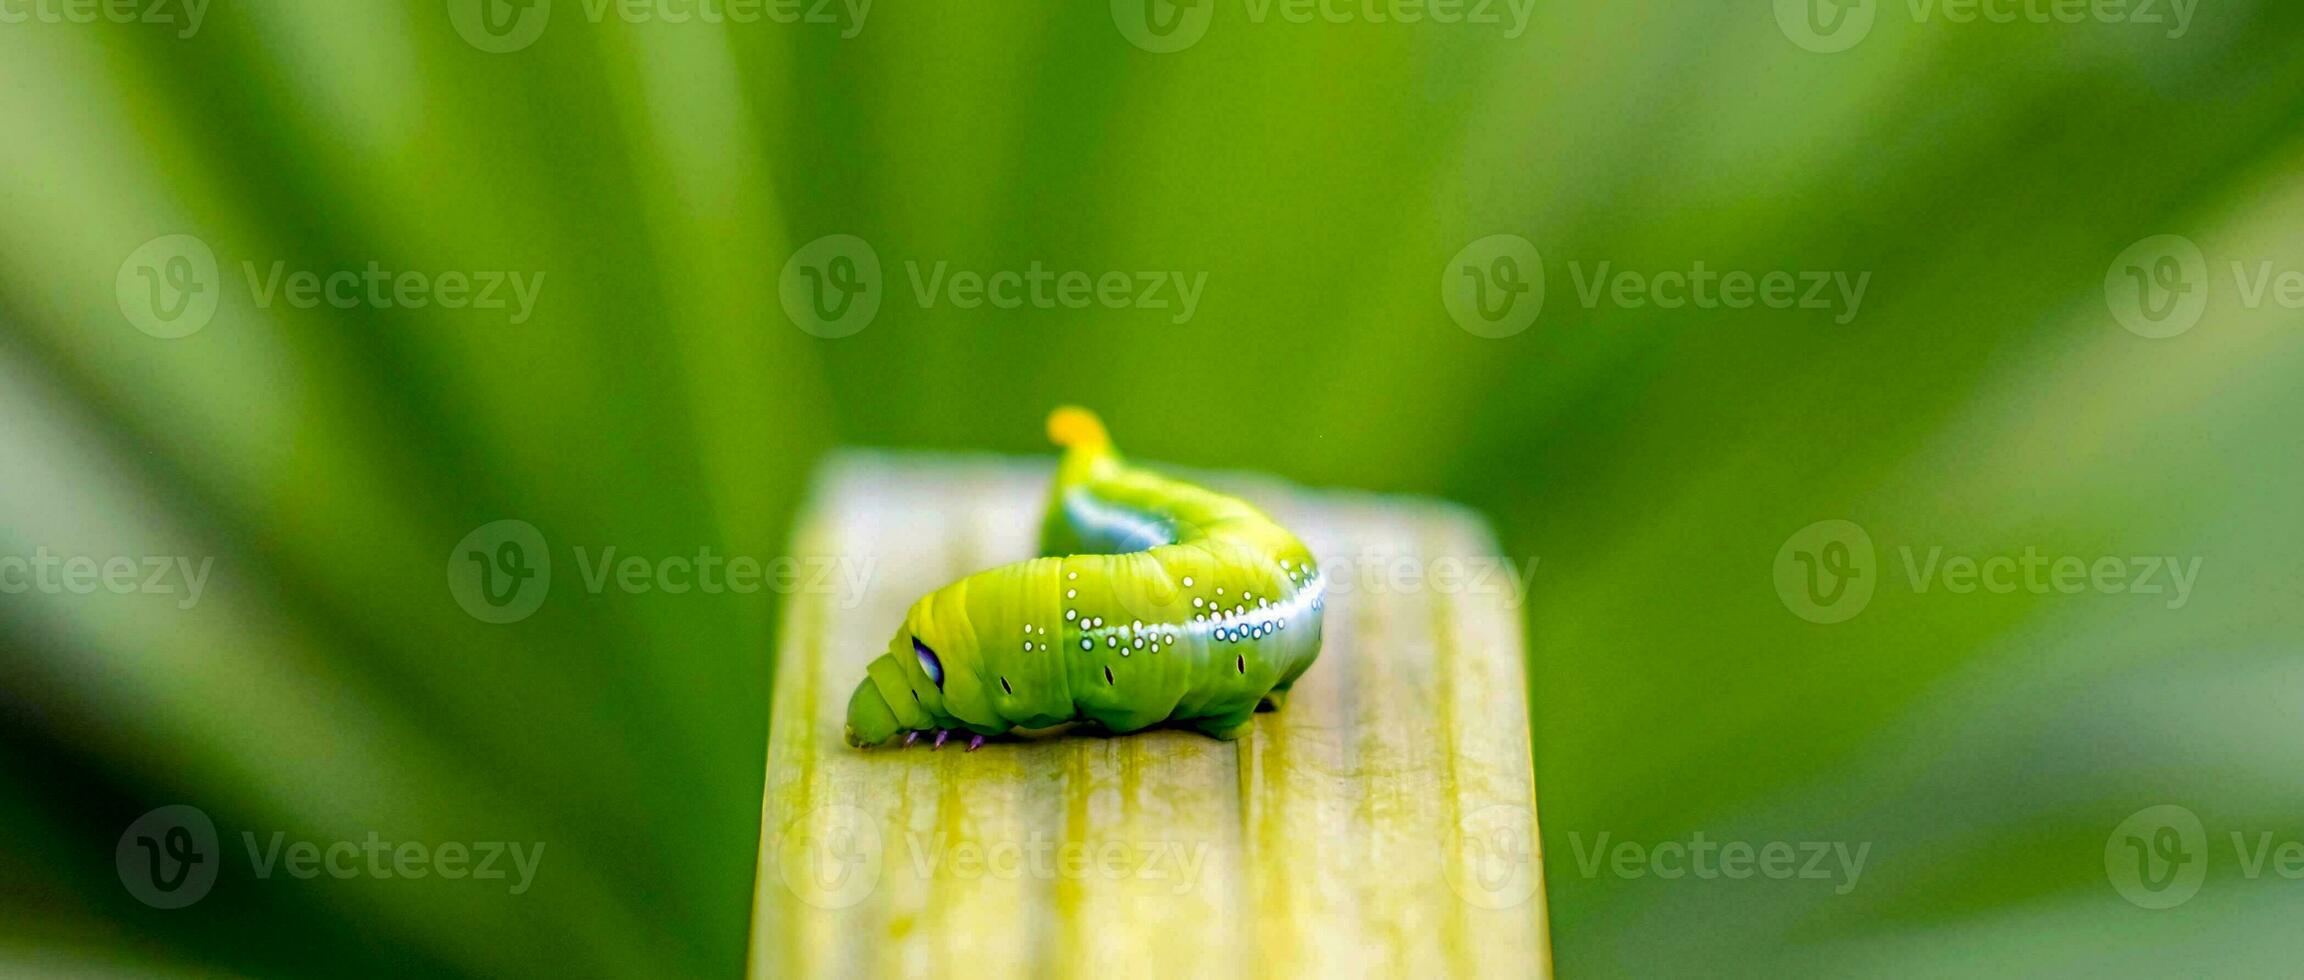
[5,1,2303,976]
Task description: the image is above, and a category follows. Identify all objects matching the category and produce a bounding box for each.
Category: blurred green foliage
[4,1,2303,976]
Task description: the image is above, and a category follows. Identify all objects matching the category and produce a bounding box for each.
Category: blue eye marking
[913,637,944,687]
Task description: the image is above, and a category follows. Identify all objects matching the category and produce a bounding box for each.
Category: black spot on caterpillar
[843,408,1327,749]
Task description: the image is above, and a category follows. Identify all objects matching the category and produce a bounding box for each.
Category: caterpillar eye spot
[1235,654,1246,674]
[1000,676,1013,695]
[1103,665,1115,686]
[912,637,945,688]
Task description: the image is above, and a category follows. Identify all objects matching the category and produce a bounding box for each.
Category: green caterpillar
[843,408,1326,750]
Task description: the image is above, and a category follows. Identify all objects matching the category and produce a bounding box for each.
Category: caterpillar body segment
[842,409,1327,748]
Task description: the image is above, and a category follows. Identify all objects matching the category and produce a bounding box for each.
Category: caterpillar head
[842,618,971,747]
[842,675,902,748]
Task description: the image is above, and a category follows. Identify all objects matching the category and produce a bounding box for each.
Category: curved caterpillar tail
[1046,405,1109,450]
[843,409,1327,750]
